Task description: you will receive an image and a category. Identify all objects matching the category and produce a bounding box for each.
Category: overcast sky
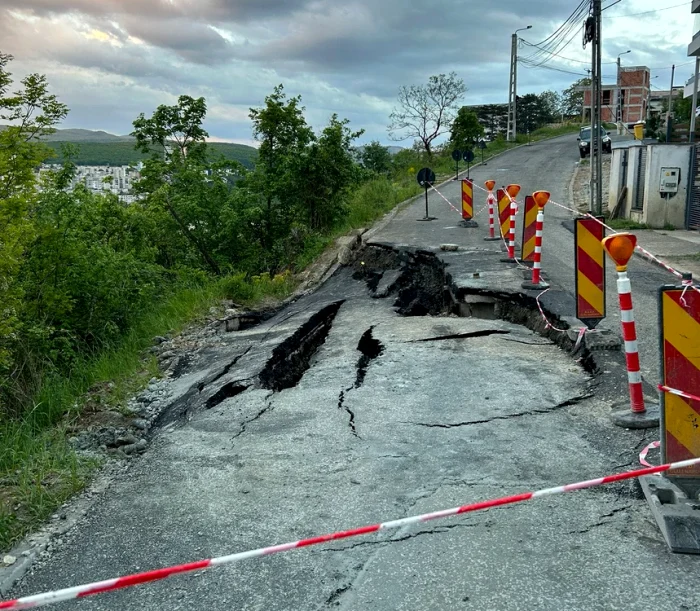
[0,0,693,146]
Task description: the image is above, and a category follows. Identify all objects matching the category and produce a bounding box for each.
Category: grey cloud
[118,17,233,64]
[0,0,692,145]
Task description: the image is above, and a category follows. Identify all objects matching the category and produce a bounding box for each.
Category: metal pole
[690,56,700,143]
[507,33,516,142]
[513,35,518,141]
[617,56,622,125]
[594,0,603,216]
[589,43,596,213]
[666,65,675,143]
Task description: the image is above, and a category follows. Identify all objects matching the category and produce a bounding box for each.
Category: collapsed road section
[7,238,695,611]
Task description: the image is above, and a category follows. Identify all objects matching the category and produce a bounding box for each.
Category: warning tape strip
[639,441,660,467]
[4,457,698,610]
[430,185,461,215]
[535,288,569,334]
[430,184,489,219]
[658,384,700,404]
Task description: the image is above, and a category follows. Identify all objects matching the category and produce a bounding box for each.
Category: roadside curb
[632,249,691,278]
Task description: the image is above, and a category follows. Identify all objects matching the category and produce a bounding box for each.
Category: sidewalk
[627,229,700,280]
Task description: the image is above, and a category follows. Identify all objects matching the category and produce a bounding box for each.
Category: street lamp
[508,25,532,141]
[617,50,631,126]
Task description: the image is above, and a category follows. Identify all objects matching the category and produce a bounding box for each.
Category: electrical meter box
[659,167,681,194]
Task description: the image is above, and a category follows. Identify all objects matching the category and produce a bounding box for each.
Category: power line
[604,1,690,18]
[520,59,616,80]
[522,0,590,65]
[602,0,623,9]
[521,39,616,64]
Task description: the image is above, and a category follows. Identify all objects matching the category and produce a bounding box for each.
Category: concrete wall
[625,145,644,220]
[641,144,691,229]
[608,148,625,213]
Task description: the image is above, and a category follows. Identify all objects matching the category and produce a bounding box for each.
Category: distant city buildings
[36,164,142,203]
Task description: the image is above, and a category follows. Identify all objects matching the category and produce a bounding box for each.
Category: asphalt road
[385,134,673,388]
[8,136,700,611]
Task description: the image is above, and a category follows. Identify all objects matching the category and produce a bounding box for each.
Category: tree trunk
[164,196,221,275]
[266,195,273,252]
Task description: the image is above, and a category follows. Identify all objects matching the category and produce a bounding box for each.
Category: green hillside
[44,141,258,168]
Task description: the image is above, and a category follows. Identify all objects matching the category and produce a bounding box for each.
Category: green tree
[0,52,68,405]
[674,95,692,123]
[388,72,467,159]
[360,141,392,175]
[248,85,315,256]
[295,114,363,231]
[562,78,591,118]
[132,96,229,275]
[539,90,563,122]
[517,93,556,133]
[450,107,484,150]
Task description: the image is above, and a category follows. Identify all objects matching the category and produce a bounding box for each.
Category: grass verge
[605,218,651,230]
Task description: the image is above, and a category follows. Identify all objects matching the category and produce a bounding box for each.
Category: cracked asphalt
[9,136,700,611]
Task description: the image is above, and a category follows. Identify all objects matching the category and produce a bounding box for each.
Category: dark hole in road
[412,330,511,342]
[355,327,385,389]
[259,300,345,392]
[205,383,250,409]
[353,244,598,375]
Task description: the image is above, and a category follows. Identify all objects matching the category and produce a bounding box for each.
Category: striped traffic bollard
[460,178,478,228]
[500,184,521,263]
[522,191,550,290]
[601,232,660,428]
[483,180,499,241]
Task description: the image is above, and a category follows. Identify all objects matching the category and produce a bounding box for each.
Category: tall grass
[0,282,226,549]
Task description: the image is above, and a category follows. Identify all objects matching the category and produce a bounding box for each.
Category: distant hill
[0,125,258,168]
[355,144,404,156]
[0,125,133,142]
[42,140,257,169]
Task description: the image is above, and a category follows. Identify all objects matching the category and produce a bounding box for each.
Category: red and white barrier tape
[429,185,461,215]
[639,441,660,467]
[534,288,568,334]
[2,457,699,610]
[658,384,700,404]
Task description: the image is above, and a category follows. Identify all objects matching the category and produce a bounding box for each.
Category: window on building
[602,90,611,105]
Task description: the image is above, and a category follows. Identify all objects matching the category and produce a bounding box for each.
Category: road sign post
[416,168,437,221]
[601,233,660,428]
[520,195,537,266]
[451,149,461,181]
[463,149,475,179]
[640,274,700,554]
[484,180,499,241]
[460,179,478,228]
[522,191,550,290]
[575,217,606,329]
[500,184,521,264]
[479,140,486,165]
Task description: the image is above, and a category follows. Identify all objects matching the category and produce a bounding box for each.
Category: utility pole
[507,34,517,142]
[616,50,630,131]
[691,57,700,143]
[666,64,675,143]
[617,56,621,124]
[507,25,531,142]
[591,0,603,216]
